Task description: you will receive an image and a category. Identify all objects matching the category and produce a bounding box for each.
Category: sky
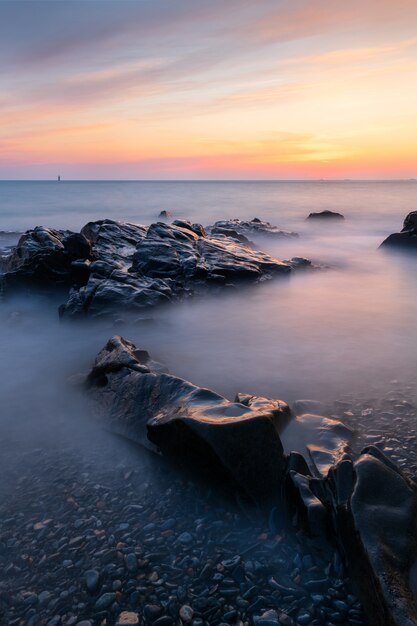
[1,0,417,180]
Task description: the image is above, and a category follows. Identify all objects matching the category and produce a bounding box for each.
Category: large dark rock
[307,210,344,220]
[86,336,292,505]
[60,220,293,318]
[1,218,316,318]
[0,227,92,289]
[328,447,417,626]
[380,211,417,250]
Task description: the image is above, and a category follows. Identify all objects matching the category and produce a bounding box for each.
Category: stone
[85,569,100,593]
[86,336,292,505]
[307,211,344,220]
[281,413,354,477]
[380,211,417,250]
[208,218,298,240]
[1,218,317,319]
[94,592,116,610]
[158,210,172,219]
[116,612,140,625]
[329,446,417,626]
[179,605,194,622]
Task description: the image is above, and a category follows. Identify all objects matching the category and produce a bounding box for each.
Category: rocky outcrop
[0,226,92,289]
[208,218,298,242]
[86,336,292,505]
[328,447,417,626]
[85,336,417,626]
[1,218,309,318]
[380,211,417,250]
[307,211,344,220]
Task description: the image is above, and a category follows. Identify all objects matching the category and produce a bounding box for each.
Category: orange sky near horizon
[1,0,417,179]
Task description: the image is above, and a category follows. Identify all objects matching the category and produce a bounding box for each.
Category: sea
[0,179,417,456]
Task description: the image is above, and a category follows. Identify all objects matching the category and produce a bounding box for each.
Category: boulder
[0,226,92,289]
[307,211,344,220]
[380,211,417,250]
[158,210,172,219]
[86,336,292,505]
[60,220,292,318]
[328,447,417,626]
[2,218,315,318]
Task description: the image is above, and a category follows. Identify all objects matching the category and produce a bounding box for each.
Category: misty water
[2,180,417,450]
[2,180,417,405]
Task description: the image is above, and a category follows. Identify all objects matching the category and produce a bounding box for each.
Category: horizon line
[0,178,416,183]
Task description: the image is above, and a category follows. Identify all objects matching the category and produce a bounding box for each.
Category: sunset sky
[1,0,417,179]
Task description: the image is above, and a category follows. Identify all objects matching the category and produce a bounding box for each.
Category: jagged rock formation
[0,219,311,318]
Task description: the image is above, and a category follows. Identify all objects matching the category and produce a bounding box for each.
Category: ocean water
[1,180,417,453]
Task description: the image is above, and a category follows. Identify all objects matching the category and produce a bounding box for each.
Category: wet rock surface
[207,219,298,244]
[380,211,417,250]
[86,336,292,505]
[0,219,305,319]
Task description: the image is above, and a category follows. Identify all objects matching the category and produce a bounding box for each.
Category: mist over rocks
[0,217,315,319]
[380,211,417,250]
[85,335,417,626]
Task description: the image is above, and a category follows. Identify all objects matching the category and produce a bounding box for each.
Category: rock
[402,210,417,231]
[285,471,329,538]
[58,220,293,318]
[329,446,417,626]
[94,592,116,610]
[177,532,193,545]
[208,218,298,240]
[179,605,194,622]
[125,553,138,574]
[116,612,140,625]
[380,211,417,250]
[158,210,172,219]
[85,569,100,593]
[0,227,92,289]
[86,336,292,505]
[253,609,279,626]
[281,413,354,477]
[307,211,344,220]
[1,218,317,318]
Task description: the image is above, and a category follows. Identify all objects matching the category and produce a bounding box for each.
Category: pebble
[85,569,100,593]
[94,592,116,610]
[179,605,194,622]
[116,612,140,625]
[177,531,193,544]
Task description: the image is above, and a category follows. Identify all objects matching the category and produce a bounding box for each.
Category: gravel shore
[0,411,367,626]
